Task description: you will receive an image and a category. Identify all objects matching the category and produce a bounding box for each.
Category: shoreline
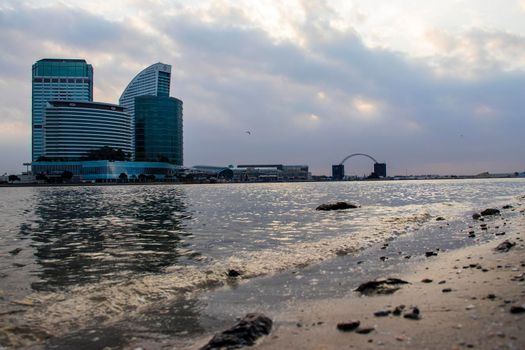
[1,177,523,189]
[223,209,525,349]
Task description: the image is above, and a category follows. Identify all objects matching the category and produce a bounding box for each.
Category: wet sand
[244,210,525,349]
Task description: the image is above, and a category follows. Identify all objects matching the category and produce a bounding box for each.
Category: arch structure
[339,153,378,165]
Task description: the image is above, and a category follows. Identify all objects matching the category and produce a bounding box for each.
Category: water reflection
[20,186,193,291]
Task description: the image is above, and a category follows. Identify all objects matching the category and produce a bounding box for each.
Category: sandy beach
[195,205,525,350]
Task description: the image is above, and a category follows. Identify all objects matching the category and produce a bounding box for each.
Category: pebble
[392,305,405,316]
[466,304,475,310]
[421,278,433,283]
[356,327,375,334]
[403,307,421,320]
[373,310,391,317]
[227,269,241,277]
[442,288,453,293]
[510,305,525,314]
[8,248,22,255]
[337,320,360,332]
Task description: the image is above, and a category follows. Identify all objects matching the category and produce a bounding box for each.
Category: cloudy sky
[1,0,524,176]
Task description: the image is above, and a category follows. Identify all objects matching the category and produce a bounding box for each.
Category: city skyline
[1,1,525,175]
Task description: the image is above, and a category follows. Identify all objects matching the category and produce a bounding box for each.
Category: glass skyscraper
[119,62,183,165]
[134,96,183,165]
[118,63,171,121]
[32,58,93,161]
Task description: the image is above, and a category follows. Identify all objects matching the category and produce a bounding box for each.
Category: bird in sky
[245,131,251,135]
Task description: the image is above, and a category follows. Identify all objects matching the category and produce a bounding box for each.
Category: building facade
[32,58,93,161]
[118,63,171,121]
[43,101,133,161]
[234,164,310,182]
[32,160,183,181]
[134,96,183,165]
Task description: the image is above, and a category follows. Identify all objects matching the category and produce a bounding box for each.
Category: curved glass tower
[32,58,93,161]
[119,62,183,165]
[118,63,171,119]
[43,101,133,160]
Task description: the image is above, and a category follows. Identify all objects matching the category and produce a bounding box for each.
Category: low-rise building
[32,160,183,182]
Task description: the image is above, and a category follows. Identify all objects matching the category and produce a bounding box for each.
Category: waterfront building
[119,63,171,122]
[191,166,234,180]
[234,164,310,182]
[32,160,183,182]
[373,163,387,178]
[43,101,133,161]
[32,58,93,161]
[134,96,183,165]
[332,164,344,180]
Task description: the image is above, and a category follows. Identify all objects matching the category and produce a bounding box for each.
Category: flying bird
[245,131,251,135]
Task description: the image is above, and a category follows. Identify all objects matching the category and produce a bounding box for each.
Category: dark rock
[403,307,421,320]
[201,313,272,350]
[494,240,516,253]
[379,256,388,261]
[392,305,405,316]
[436,217,446,221]
[8,248,22,255]
[355,278,409,296]
[472,213,481,220]
[316,202,359,211]
[425,251,438,257]
[404,255,411,259]
[438,280,446,284]
[337,320,360,332]
[487,294,496,300]
[468,233,476,238]
[510,305,525,314]
[502,205,513,209]
[373,310,391,317]
[442,288,452,293]
[495,232,506,236]
[227,269,242,278]
[421,278,433,283]
[356,327,375,334]
[481,208,500,216]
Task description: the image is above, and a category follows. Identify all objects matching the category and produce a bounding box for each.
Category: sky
[0,0,524,176]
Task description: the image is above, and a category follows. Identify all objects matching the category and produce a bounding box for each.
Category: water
[0,179,524,348]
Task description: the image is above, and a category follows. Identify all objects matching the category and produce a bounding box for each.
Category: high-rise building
[332,164,345,180]
[118,63,171,120]
[32,58,93,161]
[134,96,183,165]
[119,62,183,165]
[43,101,133,161]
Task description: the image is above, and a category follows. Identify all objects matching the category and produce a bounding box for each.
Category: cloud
[0,0,524,175]
[352,97,379,116]
[425,28,525,78]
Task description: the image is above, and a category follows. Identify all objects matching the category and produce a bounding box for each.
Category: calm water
[0,179,524,348]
